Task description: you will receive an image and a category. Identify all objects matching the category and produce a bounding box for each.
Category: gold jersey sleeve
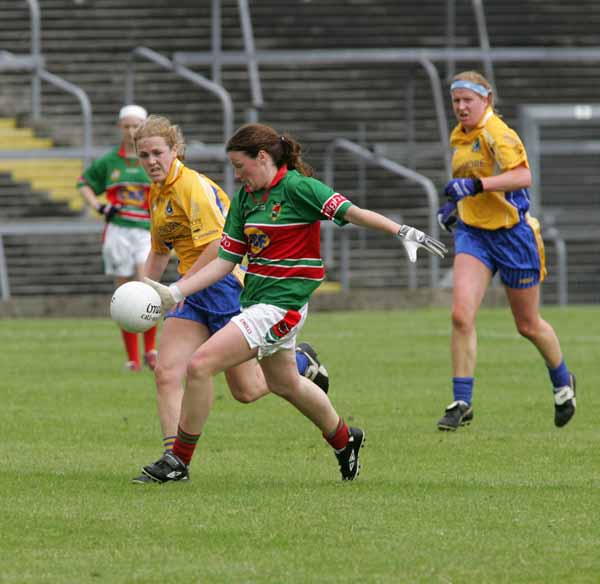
[450,108,529,230]
[149,160,232,275]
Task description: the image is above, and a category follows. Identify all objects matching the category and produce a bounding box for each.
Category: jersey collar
[476,107,494,128]
[162,159,183,189]
[245,165,288,195]
[118,143,140,160]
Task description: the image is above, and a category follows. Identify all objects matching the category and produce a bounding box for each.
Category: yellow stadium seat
[0,117,84,211]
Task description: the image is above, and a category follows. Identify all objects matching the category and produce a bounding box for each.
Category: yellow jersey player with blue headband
[436,71,576,431]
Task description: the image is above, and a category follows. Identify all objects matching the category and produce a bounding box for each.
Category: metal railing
[173,46,600,186]
[519,103,600,217]
[25,0,42,119]
[183,0,497,138]
[174,48,453,178]
[0,52,94,167]
[543,226,568,306]
[1,0,93,165]
[445,0,497,96]
[323,138,441,289]
[0,220,104,301]
[124,46,235,195]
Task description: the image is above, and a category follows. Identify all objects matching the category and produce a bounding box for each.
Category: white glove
[143,277,184,312]
[395,224,447,263]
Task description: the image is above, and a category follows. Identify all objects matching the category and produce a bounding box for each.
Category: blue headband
[450,80,490,97]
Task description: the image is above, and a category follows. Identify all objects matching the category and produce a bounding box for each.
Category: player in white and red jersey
[142,122,446,483]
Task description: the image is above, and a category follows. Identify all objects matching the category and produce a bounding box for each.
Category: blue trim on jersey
[505,188,530,216]
[211,185,225,215]
[454,219,541,289]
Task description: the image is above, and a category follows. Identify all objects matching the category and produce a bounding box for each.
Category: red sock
[172,426,201,465]
[324,418,349,451]
[143,326,157,353]
[120,329,139,364]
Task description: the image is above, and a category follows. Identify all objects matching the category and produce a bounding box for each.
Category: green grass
[1,306,599,583]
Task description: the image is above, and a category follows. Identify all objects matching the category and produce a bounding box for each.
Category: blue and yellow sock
[163,435,176,452]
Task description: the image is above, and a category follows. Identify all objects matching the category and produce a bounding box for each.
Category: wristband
[169,283,185,303]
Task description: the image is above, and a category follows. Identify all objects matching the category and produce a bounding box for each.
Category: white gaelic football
[110,281,162,333]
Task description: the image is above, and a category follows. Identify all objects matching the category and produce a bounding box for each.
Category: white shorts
[231,303,308,359]
[102,223,151,277]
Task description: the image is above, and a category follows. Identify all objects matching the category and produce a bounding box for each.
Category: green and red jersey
[77,145,151,230]
[218,167,353,309]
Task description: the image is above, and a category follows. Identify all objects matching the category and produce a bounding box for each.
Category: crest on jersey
[472,138,481,153]
[271,203,282,221]
[245,227,270,255]
[166,200,173,215]
[110,169,121,181]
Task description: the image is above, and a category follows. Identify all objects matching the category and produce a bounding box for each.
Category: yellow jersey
[149,159,234,275]
[450,107,530,230]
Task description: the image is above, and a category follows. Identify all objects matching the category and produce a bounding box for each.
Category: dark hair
[226,123,313,176]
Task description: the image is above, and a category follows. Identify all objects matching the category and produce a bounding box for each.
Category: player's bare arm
[180,239,221,280]
[480,164,531,192]
[144,249,171,281]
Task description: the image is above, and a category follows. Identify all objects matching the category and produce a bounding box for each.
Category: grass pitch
[1,306,599,583]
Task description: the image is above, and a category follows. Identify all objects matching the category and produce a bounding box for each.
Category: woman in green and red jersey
[131,116,330,485]
[141,122,446,484]
[77,105,157,372]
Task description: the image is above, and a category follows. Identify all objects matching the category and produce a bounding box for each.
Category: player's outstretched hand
[437,201,458,232]
[143,277,184,313]
[395,224,447,263]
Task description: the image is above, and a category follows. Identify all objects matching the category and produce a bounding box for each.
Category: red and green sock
[323,417,349,451]
[172,426,201,465]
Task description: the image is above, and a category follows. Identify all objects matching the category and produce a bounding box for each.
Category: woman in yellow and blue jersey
[436,71,576,431]
[130,116,329,484]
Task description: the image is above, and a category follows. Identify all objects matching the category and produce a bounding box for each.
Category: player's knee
[451,308,474,334]
[230,387,257,404]
[154,363,180,392]
[266,376,302,399]
[515,318,538,340]
[186,349,219,380]
[267,384,289,398]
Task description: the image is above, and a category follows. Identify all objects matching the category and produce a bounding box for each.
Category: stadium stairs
[0,116,84,212]
[1,0,600,305]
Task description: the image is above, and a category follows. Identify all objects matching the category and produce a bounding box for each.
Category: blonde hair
[452,70,495,111]
[134,114,186,160]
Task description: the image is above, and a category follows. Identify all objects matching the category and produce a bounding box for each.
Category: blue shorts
[454,217,546,289]
[165,272,242,335]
